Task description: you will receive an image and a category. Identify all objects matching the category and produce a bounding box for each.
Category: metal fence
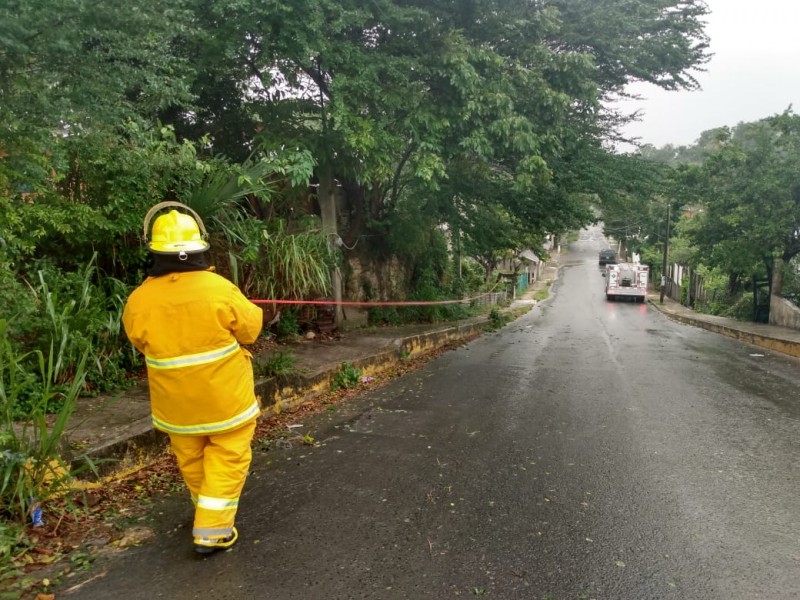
[663,267,707,308]
[471,291,509,307]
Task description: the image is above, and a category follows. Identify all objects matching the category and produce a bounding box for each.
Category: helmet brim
[148,241,210,254]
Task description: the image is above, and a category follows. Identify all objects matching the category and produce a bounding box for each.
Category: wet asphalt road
[63,229,800,599]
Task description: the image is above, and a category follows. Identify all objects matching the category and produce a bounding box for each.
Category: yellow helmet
[143,202,210,255]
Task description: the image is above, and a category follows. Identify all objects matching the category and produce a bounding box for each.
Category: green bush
[367,261,471,326]
[369,300,470,326]
[223,216,335,302]
[2,257,137,418]
[365,227,474,325]
[368,306,403,325]
[533,287,550,302]
[254,350,298,378]
[0,318,89,526]
[488,307,510,329]
[781,258,800,305]
[275,309,301,341]
[722,294,755,321]
[459,259,488,297]
[680,277,689,305]
[331,362,361,391]
[696,288,736,316]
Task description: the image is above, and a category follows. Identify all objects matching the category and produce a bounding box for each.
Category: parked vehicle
[598,249,617,265]
[605,263,648,302]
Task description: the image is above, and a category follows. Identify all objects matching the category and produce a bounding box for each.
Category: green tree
[686,112,800,292]
[550,0,710,91]
[0,0,193,191]
[162,0,711,264]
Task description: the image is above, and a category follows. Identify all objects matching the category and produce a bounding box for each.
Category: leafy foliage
[254,350,299,378]
[488,307,510,330]
[275,310,301,341]
[223,217,335,301]
[368,230,473,325]
[330,362,361,391]
[0,319,89,524]
[607,109,800,317]
[1,257,137,416]
[686,113,800,274]
[0,0,193,193]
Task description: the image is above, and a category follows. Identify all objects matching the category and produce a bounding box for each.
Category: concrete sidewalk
[648,293,800,359]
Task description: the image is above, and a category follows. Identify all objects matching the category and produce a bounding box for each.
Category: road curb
[648,299,800,359]
[257,319,493,416]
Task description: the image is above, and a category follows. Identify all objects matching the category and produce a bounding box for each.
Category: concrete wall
[339,254,410,330]
[769,295,800,330]
[343,254,409,302]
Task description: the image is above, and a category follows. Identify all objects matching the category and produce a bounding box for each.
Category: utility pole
[454,196,462,280]
[660,203,671,304]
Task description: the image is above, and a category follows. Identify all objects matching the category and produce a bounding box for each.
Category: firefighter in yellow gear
[122,202,263,555]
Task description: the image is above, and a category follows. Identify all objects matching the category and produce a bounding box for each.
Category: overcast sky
[618,0,800,149]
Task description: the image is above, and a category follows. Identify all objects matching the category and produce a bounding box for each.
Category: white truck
[605,263,648,302]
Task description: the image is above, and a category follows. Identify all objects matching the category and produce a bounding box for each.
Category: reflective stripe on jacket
[122,269,264,435]
[144,340,241,370]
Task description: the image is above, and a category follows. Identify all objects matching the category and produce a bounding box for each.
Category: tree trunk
[727,272,740,295]
[317,166,343,327]
[771,257,784,298]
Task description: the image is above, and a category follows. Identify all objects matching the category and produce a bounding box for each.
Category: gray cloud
[620,0,800,148]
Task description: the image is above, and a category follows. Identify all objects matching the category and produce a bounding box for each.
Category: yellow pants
[169,420,256,540]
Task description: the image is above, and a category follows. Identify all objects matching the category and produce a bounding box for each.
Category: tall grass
[9,256,136,415]
[0,318,87,525]
[223,216,335,301]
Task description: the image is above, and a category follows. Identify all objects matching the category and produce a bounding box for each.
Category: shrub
[275,309,301,341]
[254,350,298,378]
[533,288,550,302]
[222,216,335,302]
[722,294,755,322]
[0,318,89,526]
[488,307,510,329]
[781,257,800,305]
[331,362,361,391]
[696,288,737,316]
[3,256,137,418]
[368,306,402,326]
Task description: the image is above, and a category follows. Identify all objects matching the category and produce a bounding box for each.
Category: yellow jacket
[122,270,263,436]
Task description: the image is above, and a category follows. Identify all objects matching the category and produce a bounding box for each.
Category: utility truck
[605,263,648,302]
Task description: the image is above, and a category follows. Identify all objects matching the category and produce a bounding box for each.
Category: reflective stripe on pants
[169,420,256,540]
